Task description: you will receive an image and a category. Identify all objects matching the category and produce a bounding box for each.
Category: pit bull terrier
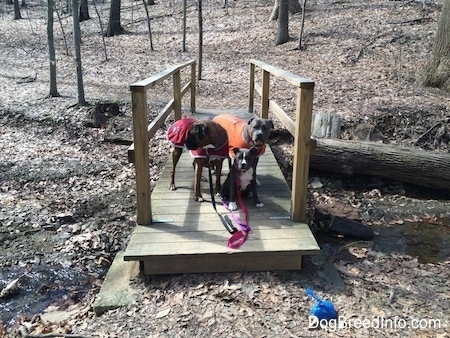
[213,113,274,188]
[222,147,262,211]
[212,113,274,158]
[167,117,229,202]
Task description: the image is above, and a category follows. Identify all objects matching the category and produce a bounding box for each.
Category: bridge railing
[129,59,314,225]
[249,59,315,222]
[128,59,196,224]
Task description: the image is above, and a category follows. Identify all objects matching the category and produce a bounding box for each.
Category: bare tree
[142,0,154,51]
[53,3,69,55]
[92,0,108,60]
[106,0,123,36]
[79,0,90,22]
[47,0,60,97]
[13,0,22,19]
[198,0,203,80]
[420,0,450,92]
[269,0,301,21]
[298,0,307,49]
[275,0,289,45]
[72,0,87,105]
[182,0,187,52]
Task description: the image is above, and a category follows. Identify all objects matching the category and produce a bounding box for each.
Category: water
[0,263,101,327]
[373,221,450,264]
[318,220,450,264]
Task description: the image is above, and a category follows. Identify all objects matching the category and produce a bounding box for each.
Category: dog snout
[255,132,264,140]
[184,136,198,150]
[240,162,250,171]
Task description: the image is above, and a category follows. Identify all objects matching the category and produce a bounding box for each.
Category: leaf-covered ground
[1,0,449,337]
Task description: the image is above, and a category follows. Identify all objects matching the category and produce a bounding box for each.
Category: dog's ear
[247,118,254,125]
[232,147,240,155]
[267,119,274,129]
[249,147,258,155]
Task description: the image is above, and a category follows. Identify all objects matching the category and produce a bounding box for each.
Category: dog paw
[196,196,205,202]
[229,201,238,211]
[255,202,264,208]
[215,192,222,197]
[169,185,177,191]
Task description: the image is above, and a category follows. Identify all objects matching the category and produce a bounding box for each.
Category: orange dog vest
[213,114,266,157]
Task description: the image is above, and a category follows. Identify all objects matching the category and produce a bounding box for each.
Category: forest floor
[1,0,449,337]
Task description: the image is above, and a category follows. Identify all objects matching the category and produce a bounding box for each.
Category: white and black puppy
[221,147,263,211]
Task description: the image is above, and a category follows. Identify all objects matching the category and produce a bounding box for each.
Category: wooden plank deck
[124,136,320,275]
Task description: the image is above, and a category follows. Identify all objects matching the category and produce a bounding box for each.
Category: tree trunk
[142,0,154,51]
[92,0,108,60]
[47,0,60,97]
[13,0,22,19]
[72,0,87,105]
[269,0,302,21]
[198,0,203,80]
[311,112,341,139]
[106,0,123,37]
[182,0,187,52]
[275,0,289,45]
[298,0,306,49]
[79,0,90,22]
[310,139,450,191]
[419,0,450,92]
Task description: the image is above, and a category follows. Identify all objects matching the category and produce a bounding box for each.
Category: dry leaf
[201,309,214,321]
[155,307,171,319]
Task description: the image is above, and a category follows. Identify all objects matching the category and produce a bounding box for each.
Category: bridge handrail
[129,60,196,224]
[249,59,315,222]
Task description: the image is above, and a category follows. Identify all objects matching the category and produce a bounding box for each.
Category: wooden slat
[129,59,195,91]
[127,227,316,247]
[250,59,314,89]
[248,62,255,113]
[292,87,314,222]
[131,90,152,224]
[142,253,303,275]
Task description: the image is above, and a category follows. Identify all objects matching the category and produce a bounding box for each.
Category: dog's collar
[203,139,228,151]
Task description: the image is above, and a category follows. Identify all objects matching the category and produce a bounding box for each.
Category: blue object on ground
[305,288,338,321]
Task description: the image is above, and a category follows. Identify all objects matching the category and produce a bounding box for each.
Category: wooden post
[173,70,182,120]
[131,90,152,225]
[291,85,314,222]
[190,62,196,113]
[248,62,255,113]
[261,70,270,119]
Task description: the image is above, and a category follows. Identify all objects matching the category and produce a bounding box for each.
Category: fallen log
[310,138,450,191]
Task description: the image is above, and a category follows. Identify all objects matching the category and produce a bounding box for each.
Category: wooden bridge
[123,59,320,275]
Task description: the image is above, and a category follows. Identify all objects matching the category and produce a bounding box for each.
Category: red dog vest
[166,118,229,159]
[166,118,196,148]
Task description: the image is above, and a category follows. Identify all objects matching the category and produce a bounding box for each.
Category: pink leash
[223,177,251,249]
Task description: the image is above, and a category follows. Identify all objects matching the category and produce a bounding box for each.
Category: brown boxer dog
[167,118,229,202]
